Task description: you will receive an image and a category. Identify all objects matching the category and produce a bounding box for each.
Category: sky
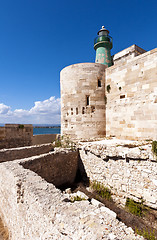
[0,0,157,124]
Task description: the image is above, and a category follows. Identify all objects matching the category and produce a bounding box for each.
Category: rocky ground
[49,190,144,240]
[1,138,156,239]
[78,138,154,161]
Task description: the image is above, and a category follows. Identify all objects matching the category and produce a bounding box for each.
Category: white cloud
[0,103,10,114]
[0,96,61,124]
[30,96,60,115]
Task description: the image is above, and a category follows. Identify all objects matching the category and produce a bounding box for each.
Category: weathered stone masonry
[0,149,79,240]
[0,124,58,149]
[0,143,53,163]
[0,145,145,240]
[61,45,157,141]
[106,47,157,140]
[60,63,106,140]
[80,140,157,209]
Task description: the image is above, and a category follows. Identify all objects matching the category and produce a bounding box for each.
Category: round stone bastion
[60,63,107,140]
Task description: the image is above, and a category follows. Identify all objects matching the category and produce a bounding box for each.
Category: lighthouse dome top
[97,26,109,36]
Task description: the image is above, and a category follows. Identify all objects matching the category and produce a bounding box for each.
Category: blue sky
[0,0,157,124]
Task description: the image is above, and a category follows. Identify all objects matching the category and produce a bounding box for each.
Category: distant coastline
[0,124,60,127]
[33,126,60,135]
[0,124,61,135]
[33,126,60,129]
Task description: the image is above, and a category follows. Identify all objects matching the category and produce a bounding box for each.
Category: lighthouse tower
[94,26,113,67]
[60,26,108,140]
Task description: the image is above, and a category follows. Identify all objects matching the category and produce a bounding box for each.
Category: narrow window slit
[98,79,101,87]
[120,95,125,99]
[86,96,90,106]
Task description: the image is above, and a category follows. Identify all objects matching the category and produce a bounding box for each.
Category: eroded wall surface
[80,142,157,209]
[21,150,79,187]
[0,149,79,239]
[0,151,143,240]
[32,133,58,145]
[106,48,157,140]
[0,124,58,149]
[0,124,33,149]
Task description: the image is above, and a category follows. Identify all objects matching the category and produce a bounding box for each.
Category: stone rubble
[46,190,144,240]
[78,138,157,209]
[79,138,154,161]
[0,141,152,239]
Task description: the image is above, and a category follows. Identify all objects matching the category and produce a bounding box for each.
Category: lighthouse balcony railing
[94,35,113,45]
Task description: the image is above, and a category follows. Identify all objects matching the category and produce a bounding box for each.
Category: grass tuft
[70,196,86,203]
[125,198,146,217]
[152,141,157,159]
[136,227,157,240]
[90,181,112,201]
[52,135,76,150]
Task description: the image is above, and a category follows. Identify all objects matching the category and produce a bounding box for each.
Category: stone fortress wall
[0,124,58,149]
[61,45,157,141]
[0,124,33,149]
[112,44,147,66]
[106,47,157,140]
[60,63,107,140]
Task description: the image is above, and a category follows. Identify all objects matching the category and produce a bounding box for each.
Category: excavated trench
[59,153,157,240]
[74,183,157,239]
[1,147,156,239]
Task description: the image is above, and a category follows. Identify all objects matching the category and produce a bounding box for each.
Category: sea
[33,127,60,135]
[0,124,61,135]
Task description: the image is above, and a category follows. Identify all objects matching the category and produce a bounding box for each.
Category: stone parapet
[0,143,53,163]
[0,124,33,149]
[113,44,146,65]
[32,133,58,145]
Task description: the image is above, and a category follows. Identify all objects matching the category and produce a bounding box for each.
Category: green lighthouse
[94,26,113,67]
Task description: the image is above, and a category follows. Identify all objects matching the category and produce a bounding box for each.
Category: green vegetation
[107,84,111,93]
[53,135,76,150]
[18,124,24,129]
[152,141,157,159]
[136,228,157,240]
[125,198,146,217]
[70,196,86,203]
[53,139,62,147]
[90,181,112,201]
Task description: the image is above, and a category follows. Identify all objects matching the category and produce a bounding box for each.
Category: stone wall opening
[98,79,101,87]
[86,95,90,106]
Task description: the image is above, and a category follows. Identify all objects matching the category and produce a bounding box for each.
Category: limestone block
[91,198,103,207]
[100,206,117,218]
